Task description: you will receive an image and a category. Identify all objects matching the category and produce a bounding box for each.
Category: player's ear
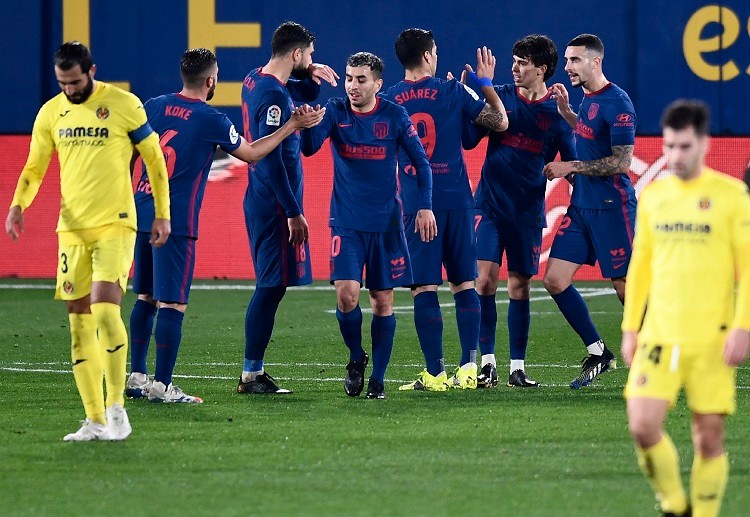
[291,47,302,64]
[88,63,97,79]
[538,64,546,77]
[375,78,383,93]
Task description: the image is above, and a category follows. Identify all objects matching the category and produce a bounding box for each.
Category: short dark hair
[567,33,604,56]
[54,41,93,73]
[347,52,384,79]
[180,48,217,87]
[661,100,710,136]
[271,21,315,57]
[513,35,558,81]
[395,28,435,70]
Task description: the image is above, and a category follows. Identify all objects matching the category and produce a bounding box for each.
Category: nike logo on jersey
[60,110,70,117]
[106,344,125,354]
[613,263,626,269]
[391,273,405,279]
[338,123,352,128]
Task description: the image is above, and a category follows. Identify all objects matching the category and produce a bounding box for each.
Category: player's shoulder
[705,167,749,195]
[100,82,144,106]
[378,97,410,118]
[39,92,67,114]
[605,83,635,108]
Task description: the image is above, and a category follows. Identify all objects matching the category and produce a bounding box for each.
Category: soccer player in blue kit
[127,49,326,403]
[543,34,637,389]
[463,35,577,388]
[237,22,338,394]
[382,28,508,392]
[301,52,437,399]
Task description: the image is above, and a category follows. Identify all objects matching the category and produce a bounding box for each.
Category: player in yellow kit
[4,42,171,441]
[621,100,750,517]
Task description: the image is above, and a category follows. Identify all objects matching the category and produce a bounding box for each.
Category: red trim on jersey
[352,97,381,117]
[257,67,287,87]
[174,93,203,103]
[403,76,431,85]
[584,82,613,98]
[516,87,551,105]
[613,174,634,245]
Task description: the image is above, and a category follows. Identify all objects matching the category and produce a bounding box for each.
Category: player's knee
[475,274,497,295]
[337,291,359,312]
[542,273,566,295]
[692,421,724,457]
[628,418,661,448]
[90,302,124,334]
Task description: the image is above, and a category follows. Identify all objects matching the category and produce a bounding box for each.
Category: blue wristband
[468,71,492,88]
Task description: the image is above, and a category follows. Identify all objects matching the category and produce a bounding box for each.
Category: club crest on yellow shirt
[698,197,711,210]
[96,106,110,120]
[62,281,74,294]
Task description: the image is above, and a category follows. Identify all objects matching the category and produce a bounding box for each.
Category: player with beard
[301,52,437,399]
[237,21,338,394]
[126,49,326,403]
[5,42,171,441]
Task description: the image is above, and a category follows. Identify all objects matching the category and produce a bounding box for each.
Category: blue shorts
[132,232,197,304]
[244,205,312,288]
[549,203,636,278]
[330,227,413,290]
[474,210,542,277]
[404,209,477,285]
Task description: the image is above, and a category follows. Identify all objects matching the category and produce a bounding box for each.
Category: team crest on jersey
[373,122,389,139]
[96,106,110,120]
[266,105,281,126]
[536,113,551,131]
[636,374,648,387]
[229,124,239,145]
[587,103,599,120]
[62,281,74,294]
[698,197,711,210]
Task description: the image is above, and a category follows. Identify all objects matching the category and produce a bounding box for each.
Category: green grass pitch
[1,280,748,515]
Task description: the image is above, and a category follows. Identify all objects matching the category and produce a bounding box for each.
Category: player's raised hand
[291,104,326,129]
[549,83,575,120]
[5,205,24,240]
[475,46,496,81]
[724,328,750,366]
[150,218,171,247]
[288,214,309,244]
[308,63,339,87]
[415,209,438,243]
[621,331,638,367]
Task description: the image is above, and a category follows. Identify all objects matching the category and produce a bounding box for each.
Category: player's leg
[56,236,108,441]
[331,228,368,397]
[625,341,688,515]
[128,231,156,398]
[147,236,202,403]
[367,288,395,400]
[474,210,501,387]
[591,200,636,306]
[504,221,542,387]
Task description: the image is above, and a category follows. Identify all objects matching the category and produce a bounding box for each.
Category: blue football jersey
[301,97,432,233]
[382,77,485,214]
[571,82,637,210]
[135,93,241,238]
[466,84,577,227]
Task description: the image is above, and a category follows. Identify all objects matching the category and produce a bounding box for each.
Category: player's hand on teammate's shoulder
[291,104,326,129]
[5,205,24,240]
[724,328,750,366]
[150,218,171,247]
[415,209,438,243]
[287,214,309,244]
[307,63,339,87]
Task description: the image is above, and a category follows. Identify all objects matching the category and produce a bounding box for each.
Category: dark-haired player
[383,28,508,392]
[463,34,576,388]
[127,48,325,403]
[544,33,636,389]
[302,52,437,400]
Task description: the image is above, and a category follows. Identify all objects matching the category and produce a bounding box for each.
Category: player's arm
[399,114,437,242]
[300,100,335,157]
[620,192,653,366]
[6,107,55,240]
[230,105,326,163]
[726,188,750,366]
[544,144,634,179]
[469,47,508,132]
[550,83,577,128]
[287,63,339,102]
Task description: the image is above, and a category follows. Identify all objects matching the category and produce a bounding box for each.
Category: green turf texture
[1,281,747,516]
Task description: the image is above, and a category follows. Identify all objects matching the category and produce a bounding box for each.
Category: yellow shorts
[55,225,136,300]
[624,340,736,415]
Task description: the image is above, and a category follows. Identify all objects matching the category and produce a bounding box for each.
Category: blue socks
[244,286,287,367]
[154,307,184,386]
[129,299,157,374]
[413,291,444,375]
[454,289,480,365]
[478,294,497,357]
[551,285,601,346]
[337,306,365,361]
[508,298,530,361]
[370,314,396,384]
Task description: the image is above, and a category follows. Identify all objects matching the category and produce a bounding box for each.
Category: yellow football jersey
[11,81,169,231]
[622,167,750,346]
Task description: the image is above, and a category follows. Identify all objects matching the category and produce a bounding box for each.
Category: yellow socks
[69,313,105,425]
[636,434,688,514]
[691,453,728,517]
[90,302,128,407]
